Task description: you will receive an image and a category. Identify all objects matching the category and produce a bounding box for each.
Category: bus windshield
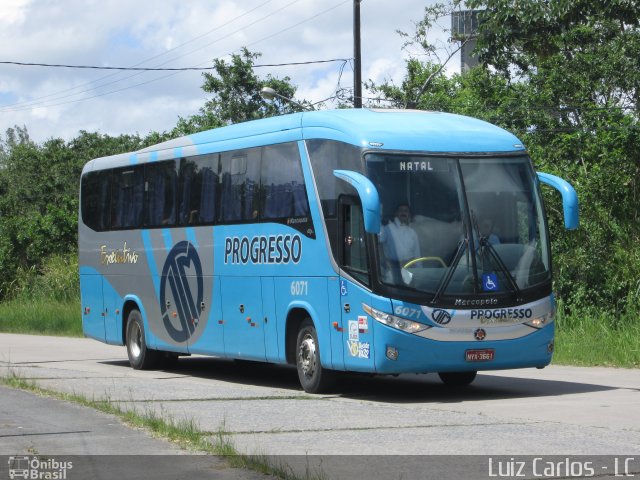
[365,154,551,298]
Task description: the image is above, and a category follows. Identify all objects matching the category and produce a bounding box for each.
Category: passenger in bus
[379,203,421,284]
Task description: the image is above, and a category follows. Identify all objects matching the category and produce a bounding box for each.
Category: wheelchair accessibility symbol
[482,273,498,292]
[340,279,348,296]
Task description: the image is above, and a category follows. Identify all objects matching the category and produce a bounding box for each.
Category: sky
[0,0,457,144]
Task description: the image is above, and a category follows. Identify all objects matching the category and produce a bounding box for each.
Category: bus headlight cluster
[362,304,429,334]
[526,296,557,328]
[527,311,555,328]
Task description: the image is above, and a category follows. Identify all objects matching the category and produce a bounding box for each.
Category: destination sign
[384,158,450,173]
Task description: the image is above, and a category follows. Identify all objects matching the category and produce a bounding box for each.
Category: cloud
[0,0,30,25]
[0,0,449,143]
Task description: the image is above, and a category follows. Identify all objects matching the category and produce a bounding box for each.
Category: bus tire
[295,318,335,394]
[438,371,477,387]
[126,309,160,370]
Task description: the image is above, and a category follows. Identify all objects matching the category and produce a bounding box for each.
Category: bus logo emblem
[431,308,452,325]
[160,241,203,342]
[474,328,487,341]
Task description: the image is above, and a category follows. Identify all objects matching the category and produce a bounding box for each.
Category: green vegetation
[0,300,81,337]
[554,305,640,368]
[1,1,638,367]
[0,371,324,480]
[374,1,640,317]
[0,253,81,337]
[370,0,640,367]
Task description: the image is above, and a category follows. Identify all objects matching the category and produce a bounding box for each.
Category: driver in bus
[469,217,501,251]
[379,203,421,284]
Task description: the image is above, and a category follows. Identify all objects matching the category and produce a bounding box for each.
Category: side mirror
[537,172,579,230]
[333,170,381,234]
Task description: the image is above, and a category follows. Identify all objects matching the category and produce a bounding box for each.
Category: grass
[554,312,640,368]
[0,370,324,480]
[0,299,82,337]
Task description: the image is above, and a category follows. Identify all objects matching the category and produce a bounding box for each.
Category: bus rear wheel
[126,309,161,370]
[438,371,477,387]
[296,319,335,394]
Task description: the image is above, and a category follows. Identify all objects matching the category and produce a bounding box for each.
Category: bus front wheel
[295,319,335,394]
[126,309,161,370]
[438,371,477,387]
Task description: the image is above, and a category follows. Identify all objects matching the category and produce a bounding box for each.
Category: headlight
[362,303,429,334]
[527,307,556,328]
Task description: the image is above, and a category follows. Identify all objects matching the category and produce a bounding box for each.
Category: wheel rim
[129,322,142,360]
[298,333,317,378]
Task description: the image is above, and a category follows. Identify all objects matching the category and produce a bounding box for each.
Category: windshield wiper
[431,234,522,304]
[431,236,468,305]
[478,238,521,299]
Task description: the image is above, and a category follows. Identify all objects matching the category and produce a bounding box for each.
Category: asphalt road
[1,333,639,479]
[0,385,271,480]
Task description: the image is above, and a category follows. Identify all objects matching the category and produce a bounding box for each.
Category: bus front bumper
[373,322,554,374]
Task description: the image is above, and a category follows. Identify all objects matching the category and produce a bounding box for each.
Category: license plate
[465,349,495,362]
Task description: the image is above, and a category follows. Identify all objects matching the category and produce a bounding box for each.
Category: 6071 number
[290,280,309,296]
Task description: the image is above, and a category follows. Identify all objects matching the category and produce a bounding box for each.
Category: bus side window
[144,160,178,227]
[306,139,365,262]
[177,154,219,226]
[262,143,310,220]
[199,163,219,224]
[111,166,144,229]
[219,149,260,222]
[81,170,111,231]
[339,197,370,286]
[220,154,245,222]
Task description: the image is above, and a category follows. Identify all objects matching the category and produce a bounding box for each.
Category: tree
[463,0,640,311]
[175,48,306,134]
[0,49,304,300]
[366,2,471,110]
[0,128,150,299]
[369,1,640,314]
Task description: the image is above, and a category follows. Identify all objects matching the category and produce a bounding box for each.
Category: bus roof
[85,109,525,172]
[298,108,524,152]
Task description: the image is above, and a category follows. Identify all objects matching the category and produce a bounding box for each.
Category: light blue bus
[79,109,578,393]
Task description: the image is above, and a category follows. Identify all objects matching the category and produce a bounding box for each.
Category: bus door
[80,272,106,342]
[102,277,123,345]
[221,277,266,361]
[338,197,375,371]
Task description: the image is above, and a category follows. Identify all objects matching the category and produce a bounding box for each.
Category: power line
[0,58,350,71]
[0,60,349,114]
[0,0,301,111]
[0,0,350,113]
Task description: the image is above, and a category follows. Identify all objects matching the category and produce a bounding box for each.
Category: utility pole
[353,0,362,108]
